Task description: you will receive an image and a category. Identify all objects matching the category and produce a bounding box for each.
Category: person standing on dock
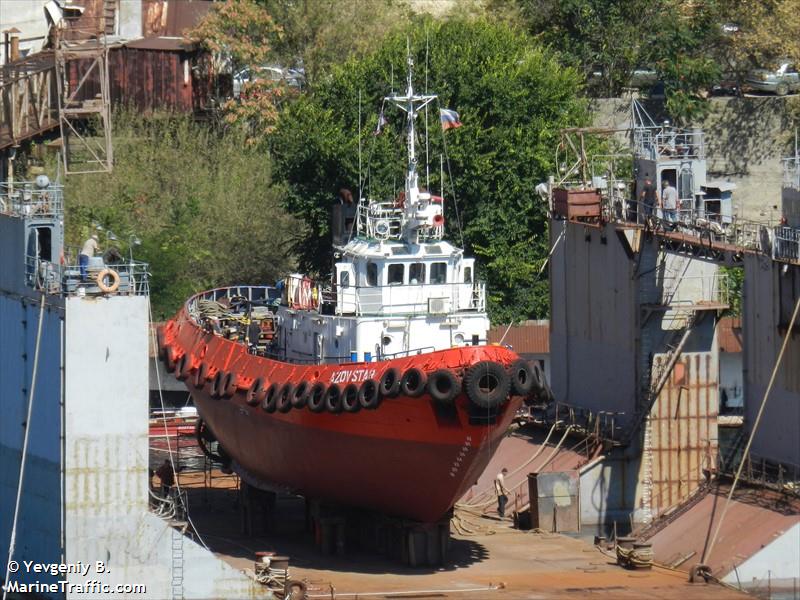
[495,468,509,518]
[79,233,99,279]
[156,459,175,499]
[660,180,678,223]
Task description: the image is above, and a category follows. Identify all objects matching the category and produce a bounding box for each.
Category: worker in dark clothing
[156,459,176,499]
[640,177,657,223]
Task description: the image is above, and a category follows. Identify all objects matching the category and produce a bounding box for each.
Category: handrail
[25,255,150,296]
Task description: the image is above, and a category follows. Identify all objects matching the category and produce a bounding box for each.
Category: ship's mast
[386,52,436,243]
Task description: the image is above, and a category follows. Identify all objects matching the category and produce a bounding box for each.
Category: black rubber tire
[427,369,460,404]
[379,368,401,398]
[291,381,310,409]
[358,379,381,409]
[262,383,280,413]
[400,367,427,398]
[509,359,535,396]
[246,377,267,406]
[277,383,294,413]
[164,345,177,373]
[176,353,191,381]
[308,382,326,413]
[193,362,208,389]
[210,370,226,398]
[222,371,238,397]
[324,383,343,414]
[464,361,510,409]
[531,361,545,392]
[342,383,361,413]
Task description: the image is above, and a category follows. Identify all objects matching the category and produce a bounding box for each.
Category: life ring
[464,361,510,409]
[323,383,343,414]
[164,345,178,373]
[308,382,326,413]
[210,370,226,398]
[379,368,401,397]
[358,379,381,409]
[400,367,427,398]
[432,214,444,227]
[176,353,193,381]
[96,268,120,293]
[291,381,310,409]
[193,362,208,389]
[509,359,536,396]
[277,383,294,413]
[342,383,361,413]
[246,377,268,406]
[262,383,280,413]
[427,369,460,404]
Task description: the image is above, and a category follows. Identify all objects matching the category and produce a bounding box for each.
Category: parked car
[745,61,799,96]
[232,65,305,98]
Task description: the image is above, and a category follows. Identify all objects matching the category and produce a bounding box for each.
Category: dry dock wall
[0,292,64,591]
[63,295,269,599]
[742,255,800,466]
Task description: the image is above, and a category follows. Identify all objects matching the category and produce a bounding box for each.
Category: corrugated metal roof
[488,320,549,354]
[647,484,800,576]
[718,316,743,353]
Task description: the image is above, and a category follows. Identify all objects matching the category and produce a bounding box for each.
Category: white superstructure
[276,55,489,363]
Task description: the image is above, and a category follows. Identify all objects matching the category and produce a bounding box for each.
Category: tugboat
[159,56,542,523]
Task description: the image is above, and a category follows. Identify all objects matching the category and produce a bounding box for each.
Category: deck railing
[25,255,150,296]
[0,181,63,218]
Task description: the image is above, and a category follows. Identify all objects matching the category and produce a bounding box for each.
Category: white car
[232,66,304,98]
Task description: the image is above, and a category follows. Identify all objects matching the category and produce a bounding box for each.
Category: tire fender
[342,383,360,413]
[277,383,294,413]
[464,361,510,409]
[379,368,401,398]
[324,383,343,414]
[193,362,208,389]
[400,367,427,398]
[509,359,536,396]
[291,381,310,409]
[427,369,460,404]
[358,379,381,409]
[262,383,280,413]
[246,377,268,406]
[308,382,326,413]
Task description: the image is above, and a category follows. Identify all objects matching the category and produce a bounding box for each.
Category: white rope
[700,292,800,566]
[3,293,45,600]
[498,225,566,345]
[147,299,210,551]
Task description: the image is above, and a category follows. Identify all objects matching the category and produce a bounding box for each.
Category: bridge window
[410,263,424,284]
[430,262,447,284]
[339,270,350,288]
[388,263,404,285]
[464,266,472,283]
[366,262,378,286]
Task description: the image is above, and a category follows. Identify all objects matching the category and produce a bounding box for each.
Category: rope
[148,299,210,552]
[3,293,45,600]
[700,292,800,566]
[498,226,566,345]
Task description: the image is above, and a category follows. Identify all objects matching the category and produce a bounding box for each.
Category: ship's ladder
[171,524,185,600]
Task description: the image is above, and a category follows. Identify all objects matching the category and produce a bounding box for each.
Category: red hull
[162,303,523,523]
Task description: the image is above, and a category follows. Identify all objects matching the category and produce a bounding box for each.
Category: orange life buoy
[96,268,120,293]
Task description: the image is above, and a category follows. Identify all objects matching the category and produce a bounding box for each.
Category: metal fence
[26,255,150,296]
[0,181,63,218]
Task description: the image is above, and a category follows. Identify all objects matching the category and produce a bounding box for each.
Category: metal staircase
[171,524,185,600]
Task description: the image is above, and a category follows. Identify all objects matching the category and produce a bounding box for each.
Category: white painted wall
[0,1,51,63]
[719,351,743,409]
[63,295,269,599]
[722,522,800,590]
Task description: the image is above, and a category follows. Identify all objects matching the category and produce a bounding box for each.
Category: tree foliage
[60,112,302,318]
[271,18,588,323]
[509,0,723,123]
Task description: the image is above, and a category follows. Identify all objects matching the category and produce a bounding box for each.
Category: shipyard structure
[0,181,269,598]
[541,106,800,593]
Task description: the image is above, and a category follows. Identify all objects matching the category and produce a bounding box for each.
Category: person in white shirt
[79,233,99,279]
[495,468,509,518]
[660,180,678,223]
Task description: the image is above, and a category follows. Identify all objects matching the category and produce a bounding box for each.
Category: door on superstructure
[336,263,357,314]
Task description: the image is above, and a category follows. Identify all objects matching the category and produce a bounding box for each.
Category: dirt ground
[180,476,747,600]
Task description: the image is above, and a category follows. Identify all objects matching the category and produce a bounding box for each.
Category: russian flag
[440,108,462,130]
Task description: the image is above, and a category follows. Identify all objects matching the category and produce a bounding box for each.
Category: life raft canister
[464,361,510,409]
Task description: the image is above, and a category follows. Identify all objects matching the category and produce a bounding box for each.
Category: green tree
[59,111,302,318]
[271,18,588,322]
[507,0,722,122]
